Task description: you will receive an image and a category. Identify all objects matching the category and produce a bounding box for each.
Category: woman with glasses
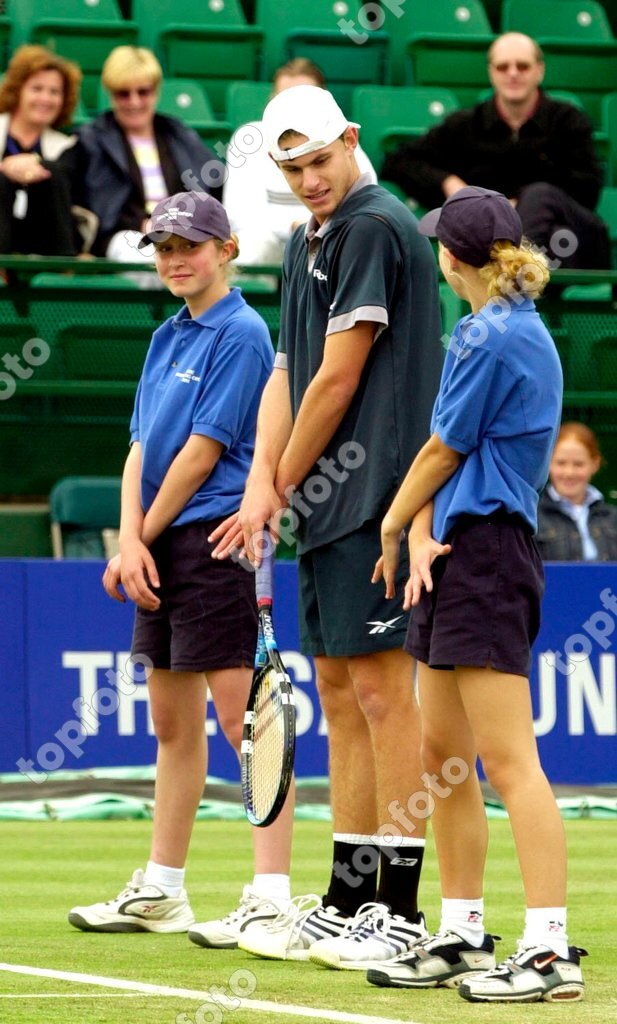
[79,47,222,260]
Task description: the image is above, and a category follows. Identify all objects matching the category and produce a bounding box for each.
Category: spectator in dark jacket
[79,47,222,259]
[383,33,610,269]
[0,45,89,256]
[537,422,617,560]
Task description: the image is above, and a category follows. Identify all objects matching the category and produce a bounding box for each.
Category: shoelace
[342,902,392,942]
[260,894,323,936]
[389,929,458,961]
[219,893,264,925]
[485,941,533,977]
[106,869,148,905]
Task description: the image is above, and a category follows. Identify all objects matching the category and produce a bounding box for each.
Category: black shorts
[298,518,410,657]
[404,513,544,678]
[131,520,258,673]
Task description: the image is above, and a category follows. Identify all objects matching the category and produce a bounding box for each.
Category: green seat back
[49,475,121,557]
[255,0,389,112]
[352,85,459,167]
[502,0,614,40]
[603,93,617,187]
[389,0,494,101]
[597,187,617,268]
[56,324,152,381]
[11,0,137,113]
[226,81,272,130]
[133,0,262,119]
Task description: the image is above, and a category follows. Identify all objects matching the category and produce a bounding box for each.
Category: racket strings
[246,668,287,820]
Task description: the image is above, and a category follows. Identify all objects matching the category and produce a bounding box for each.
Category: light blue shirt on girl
[432,295,563,542]
[130,288,273,525]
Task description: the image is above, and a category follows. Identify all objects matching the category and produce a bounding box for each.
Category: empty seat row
[4,0,617,125]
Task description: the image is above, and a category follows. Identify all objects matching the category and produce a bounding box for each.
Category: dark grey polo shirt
[277,176,442,553]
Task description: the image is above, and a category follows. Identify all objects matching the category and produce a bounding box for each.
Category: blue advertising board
[1,559,616,785]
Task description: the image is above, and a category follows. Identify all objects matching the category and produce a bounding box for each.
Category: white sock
[144,861,185,897]
[251,873,290,901]
[523,907,568,959]
[440,898,485,947]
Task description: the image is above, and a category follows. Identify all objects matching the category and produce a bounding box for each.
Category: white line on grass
[0,962,422,1024]
[0,994,145,998]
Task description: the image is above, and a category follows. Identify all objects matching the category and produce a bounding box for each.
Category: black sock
[376,842,425,921]
[322,836,379,916]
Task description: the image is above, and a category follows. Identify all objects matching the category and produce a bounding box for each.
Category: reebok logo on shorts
[366,616,403,635]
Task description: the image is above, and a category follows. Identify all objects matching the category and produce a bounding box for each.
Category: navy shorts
[404,513,544,678]
[131,520,258,673]
[298,518,410,657]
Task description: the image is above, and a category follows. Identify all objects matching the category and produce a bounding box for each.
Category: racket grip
[255,530,274,604]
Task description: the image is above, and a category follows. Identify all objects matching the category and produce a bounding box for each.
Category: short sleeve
[434,346,516,454]
[326,215,398,335]
[191,323,271,448]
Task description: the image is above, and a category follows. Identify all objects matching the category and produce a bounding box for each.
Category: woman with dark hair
[0,45,88,256]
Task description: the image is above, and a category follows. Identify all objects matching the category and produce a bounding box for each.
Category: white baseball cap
[262,84,360,161]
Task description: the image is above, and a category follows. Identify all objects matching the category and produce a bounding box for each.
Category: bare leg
[148,669,208,867]
[209,666,293,875]
[457,666,566,908]
[417,663,487,898]
[314,654,377,833]
[349,648,424,836]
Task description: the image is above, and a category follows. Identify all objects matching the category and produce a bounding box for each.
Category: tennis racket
[241,535,295,827]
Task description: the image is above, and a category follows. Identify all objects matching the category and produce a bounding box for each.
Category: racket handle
[255,530,274,605]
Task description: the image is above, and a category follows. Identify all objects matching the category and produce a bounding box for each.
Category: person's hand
[0,153,51,186]
[117,538,161,610]
[239,477,287,566]
[102,553,124,602]
[372,518,404,599]
[209,511,244,559]
[404,532,452,610]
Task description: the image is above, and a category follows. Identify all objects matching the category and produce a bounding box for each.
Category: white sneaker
[309,902,428,970]
[459,943,588,1003]
[188,886,289,949]
[68,868,195,933]
[238,894,350,961]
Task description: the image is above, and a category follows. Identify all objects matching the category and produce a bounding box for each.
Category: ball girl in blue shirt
[373,187,587,1002]
[69,192,294,944]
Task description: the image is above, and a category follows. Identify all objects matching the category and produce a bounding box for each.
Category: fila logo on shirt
[175,368,201,384]
[313,268,328,281]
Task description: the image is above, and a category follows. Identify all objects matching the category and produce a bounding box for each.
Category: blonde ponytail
[479,239,550,300]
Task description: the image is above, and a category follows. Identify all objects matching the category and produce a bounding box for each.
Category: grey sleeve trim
[326,305,389,338]
[274,351,288,369]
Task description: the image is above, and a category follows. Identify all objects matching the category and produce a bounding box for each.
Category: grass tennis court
[1,818,615,1023]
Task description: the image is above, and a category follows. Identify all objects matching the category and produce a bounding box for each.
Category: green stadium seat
[255,0,389,113]
[352,85,459,168]
[0,504,53,557]
[10,0,138,113]
[501,0,617,127]
[597,187,617,267]
[226,80,272,130]
[133,0,263,119]
[390,1,495,106]
[602,93,617,187]
[49,476,121,558]
[0,14,10,69]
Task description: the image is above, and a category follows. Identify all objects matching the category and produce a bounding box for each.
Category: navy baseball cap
[139,191,230,248]
[417,186,523,267]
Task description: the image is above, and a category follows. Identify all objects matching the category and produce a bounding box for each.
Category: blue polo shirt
[432,295,563,541]
[130,288,273,525]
